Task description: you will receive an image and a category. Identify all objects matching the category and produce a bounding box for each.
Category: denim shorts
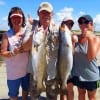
[70,76,100,91]
[7,73,30,97]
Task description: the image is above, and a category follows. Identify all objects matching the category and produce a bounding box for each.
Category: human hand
[13,47,23,55]
[82,28,93,38]
[13,48,19,55]
[28,14,33,25]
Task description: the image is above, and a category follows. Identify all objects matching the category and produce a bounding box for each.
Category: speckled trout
[57,25,73,91]
[31,27,47,92]
[21,23,47,92]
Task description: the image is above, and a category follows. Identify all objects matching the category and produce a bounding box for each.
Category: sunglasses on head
[78,20,90,25]
[64,22,74,27]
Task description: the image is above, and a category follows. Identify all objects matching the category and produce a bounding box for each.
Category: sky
[0,0,100,31]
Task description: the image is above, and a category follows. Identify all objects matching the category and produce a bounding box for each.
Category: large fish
[22,23,47,92]
[57,25,73,92]
[31,27,47,92]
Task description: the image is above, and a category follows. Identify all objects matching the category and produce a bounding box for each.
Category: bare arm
[1,34,13,57]
[86,31,100,61]
[0,33,30,57]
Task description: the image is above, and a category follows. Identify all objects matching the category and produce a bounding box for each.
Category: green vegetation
[0,30,6,33]
[72,30,100,35]
[94,31,100,35]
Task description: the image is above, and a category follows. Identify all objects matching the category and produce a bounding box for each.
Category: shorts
[71,76,100,91]
[7,73,30,97]
[99,66,100,76]
[67,77,75,84]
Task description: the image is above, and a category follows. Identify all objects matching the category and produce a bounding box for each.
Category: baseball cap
[78,15,93,23]
[63,16,74,22]
[10,13,23,18]
[38,2,53,13]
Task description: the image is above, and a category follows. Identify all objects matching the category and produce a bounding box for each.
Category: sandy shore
[0,63,100,100]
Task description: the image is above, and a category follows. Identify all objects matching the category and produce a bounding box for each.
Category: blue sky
[0,0,100,31]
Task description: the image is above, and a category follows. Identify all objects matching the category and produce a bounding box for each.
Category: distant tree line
[0,30,6,41]
[0,30,6,50]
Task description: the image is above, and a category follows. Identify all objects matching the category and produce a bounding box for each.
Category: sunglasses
[78,20,90,25]
[64,22,74,27]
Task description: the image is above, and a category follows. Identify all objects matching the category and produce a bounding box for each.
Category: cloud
[94,14,100,31]
[2,16,8,21]
[0,7,100,31]
[54,8,100,31]
[0,22,8,31]
[94,14,100,24]
[54,7,74,23]
[79,11,86,16]
[0,16,8,31]
[0,0,5,5]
